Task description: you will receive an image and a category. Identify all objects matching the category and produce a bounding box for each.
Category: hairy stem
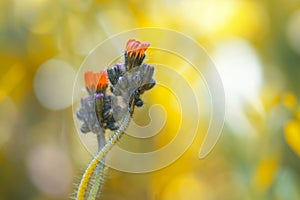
[76,109,131,200]
[87,131,106,200]
[87,161,106,200]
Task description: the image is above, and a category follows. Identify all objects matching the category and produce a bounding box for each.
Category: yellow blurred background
[1,0,300,199]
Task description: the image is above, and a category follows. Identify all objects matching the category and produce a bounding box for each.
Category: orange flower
[84,70,108,93]
[97,70,108,91]
[126,39,150,60]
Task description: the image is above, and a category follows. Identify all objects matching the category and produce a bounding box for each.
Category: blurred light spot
[71,0,93,12]
[284,120,300,156]
[0,97,18,147]
[148,1,233,36]
[287,9,300,55]
[97,8,137,35]
[26,145,73,196]
[27,34,59,65]
[161,173,213,200]
[14,0,61,34]
[0,63,26,102]
[213,38,262,103]
[160,1,268,40]
[221,1,268,39]
[282,92,297,110]
[181,1,234,35]
[253,156,279,192]
[212,38,263,134]
[260,86,281,112]
[34,59,76,110]
[67,15,105,56]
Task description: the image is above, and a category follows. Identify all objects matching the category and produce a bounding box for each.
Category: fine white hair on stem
[76,108,131,200]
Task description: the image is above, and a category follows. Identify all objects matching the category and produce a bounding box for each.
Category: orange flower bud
[84,70,108,93]
[126,39,150,61]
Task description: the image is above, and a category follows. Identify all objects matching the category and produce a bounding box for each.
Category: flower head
[126,39,150,58]
[125,39,150,69]
[84,70,108,93]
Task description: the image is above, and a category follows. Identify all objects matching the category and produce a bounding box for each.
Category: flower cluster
[76,39,155,134]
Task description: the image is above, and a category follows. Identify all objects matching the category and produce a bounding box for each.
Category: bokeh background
[1,0,300,199]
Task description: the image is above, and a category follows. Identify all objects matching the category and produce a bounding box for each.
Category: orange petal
[84,70,109,92]
[84,71,94,91]
[97,70,108,91]
[126,39,139,52]
[126,39,150,59]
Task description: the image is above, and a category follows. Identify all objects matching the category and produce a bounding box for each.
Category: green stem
[87,161,106,200]
[76,109,131,200]
[87,133,106,200]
